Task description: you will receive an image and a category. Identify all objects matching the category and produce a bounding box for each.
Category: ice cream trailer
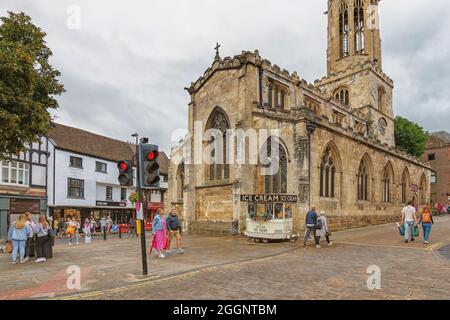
[241,194,299,243]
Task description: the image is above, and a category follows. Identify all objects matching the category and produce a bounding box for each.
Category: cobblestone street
[1,216,450,300]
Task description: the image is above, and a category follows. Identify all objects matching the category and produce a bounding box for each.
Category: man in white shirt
[401,201,417,243]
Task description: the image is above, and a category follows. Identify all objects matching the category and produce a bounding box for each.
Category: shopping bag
[413,225,420,238]
[396,223,405,236]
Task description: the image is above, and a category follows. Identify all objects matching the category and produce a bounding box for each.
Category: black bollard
[119,225,122,239]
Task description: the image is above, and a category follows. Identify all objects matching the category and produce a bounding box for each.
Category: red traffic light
[118,161,129,172]
[147,151,159,161]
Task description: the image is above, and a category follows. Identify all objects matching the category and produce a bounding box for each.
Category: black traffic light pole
[133,134,148,276]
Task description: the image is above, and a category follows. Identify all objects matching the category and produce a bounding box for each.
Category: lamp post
[306,123,317,210]
[132,133,148,276]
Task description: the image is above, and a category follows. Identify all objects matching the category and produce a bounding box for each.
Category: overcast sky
[1,0,449,153]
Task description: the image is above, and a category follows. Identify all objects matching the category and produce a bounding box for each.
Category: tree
[0,12,64,159]
[394,116,429,157]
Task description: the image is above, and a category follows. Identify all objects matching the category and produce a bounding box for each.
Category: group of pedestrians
[401,201,435,244]
[151,208,184,258]
[303,207,333,249]
[7,212,53,264]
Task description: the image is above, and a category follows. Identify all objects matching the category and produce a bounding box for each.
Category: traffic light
[117,160,133,186]
[139,144,160,188]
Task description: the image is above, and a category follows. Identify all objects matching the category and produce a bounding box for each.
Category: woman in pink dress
[151,209,167,258]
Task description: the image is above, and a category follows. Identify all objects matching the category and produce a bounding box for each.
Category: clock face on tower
[378,118,387,136]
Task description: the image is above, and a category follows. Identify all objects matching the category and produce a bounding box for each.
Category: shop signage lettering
[95,201,127,207]
[240,194,298,203]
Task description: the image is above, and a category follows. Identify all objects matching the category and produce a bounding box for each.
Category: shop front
[0,195,46,240]
[50,201,134,231]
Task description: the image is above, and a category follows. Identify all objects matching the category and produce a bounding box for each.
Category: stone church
[165,0,431,235]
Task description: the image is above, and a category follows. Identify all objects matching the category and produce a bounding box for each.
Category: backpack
[422,208,432,223]
[316,218,323,230]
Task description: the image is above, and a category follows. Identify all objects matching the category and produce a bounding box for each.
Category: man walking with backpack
[303,207,320,249]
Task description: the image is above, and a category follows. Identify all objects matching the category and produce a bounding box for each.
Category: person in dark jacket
[166,208,184,254]
[303,207,320,248]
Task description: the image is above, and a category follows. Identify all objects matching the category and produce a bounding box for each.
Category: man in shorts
[166,208,184,254]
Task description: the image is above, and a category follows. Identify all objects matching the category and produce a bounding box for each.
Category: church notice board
[240,194,298,203]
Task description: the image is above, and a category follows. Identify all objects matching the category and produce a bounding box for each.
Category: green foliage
[394,116,429,157]
[0,12,64,158]
[128,192,138,204]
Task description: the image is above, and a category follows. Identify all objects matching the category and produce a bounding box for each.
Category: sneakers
[328,242,333,246]
[76,243,80,245]
[23,257,29,262]
[177,249,184,254]
[424,241,429,244]
[20,260,26,264]
[316,245,321,249]
[12,261,17,265]
[68,242,72,246]
[158,253,166,258]
[35,258,47,263]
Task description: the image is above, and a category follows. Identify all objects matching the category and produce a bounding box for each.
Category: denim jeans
[304,226,319,246]
[12,240,26,262]
[404,221,415,241]
[422,223,432,242]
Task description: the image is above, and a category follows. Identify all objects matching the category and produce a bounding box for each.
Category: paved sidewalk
[1,216,449,300]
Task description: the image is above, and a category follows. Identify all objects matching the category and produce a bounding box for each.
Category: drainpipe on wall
[306,123,317,210]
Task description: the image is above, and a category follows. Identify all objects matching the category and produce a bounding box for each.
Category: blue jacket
[305,210,318,226]
[8,224,32,241]
[34,223,49,238]
[152,215,163,232]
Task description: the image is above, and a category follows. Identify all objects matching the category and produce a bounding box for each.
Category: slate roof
[48,123,168,174]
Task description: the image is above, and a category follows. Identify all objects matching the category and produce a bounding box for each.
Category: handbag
[397,223,405,236]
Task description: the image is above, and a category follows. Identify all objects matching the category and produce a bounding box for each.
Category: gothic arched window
[378,86,386,113]
[339,2,349,57]
[206,109,230,181]
[261,138,288,194]
[382,163,393,203]
[401,168,411,204]
[320,147,336,198]
[334,87,350,106]
[177,162,185,201]
[357,156,370,201]
[354,0,365,54]
[419,174,427,205]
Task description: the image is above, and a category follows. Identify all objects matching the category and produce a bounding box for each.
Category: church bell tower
[326,0,382,75]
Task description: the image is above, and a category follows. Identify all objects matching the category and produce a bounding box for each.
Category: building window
[382,163,393,203]
[357,157,370,201]
[431,172,437,184]
[261,138,288,194]
[106,186,113,201]
[206,108,230,181]
[334,87,349,106]
[419,175,427,205]
[0,160,29,186]
[401,169,410,204]
[267,81,287,112]
[68,178,84,198]
[96,161,107,173]
[121,188,127,201]
[70,156,83,168]
[320,147,336,198]
[378,87,386,113]
[339,2,349,57]
[162,175,168,182]
[354,0,365,54]
[427,154,436,161]
[177,163,185,201]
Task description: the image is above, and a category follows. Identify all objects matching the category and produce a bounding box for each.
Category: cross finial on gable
[214,42,221,61]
